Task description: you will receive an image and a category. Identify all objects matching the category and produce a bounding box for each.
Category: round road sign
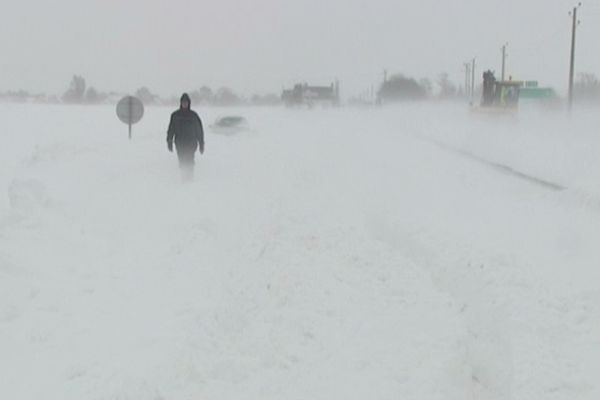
[116,96,144,125]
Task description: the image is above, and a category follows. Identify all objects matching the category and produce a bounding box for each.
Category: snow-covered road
[1,103,598,399]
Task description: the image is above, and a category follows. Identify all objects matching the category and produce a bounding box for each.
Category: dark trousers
[176,145,197,181]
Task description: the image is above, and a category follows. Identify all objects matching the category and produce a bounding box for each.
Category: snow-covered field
[1,102,599,399]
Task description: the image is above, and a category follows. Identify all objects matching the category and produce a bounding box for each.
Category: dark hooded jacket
[167,93,204,151]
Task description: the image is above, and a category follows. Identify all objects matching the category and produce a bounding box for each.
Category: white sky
[1,0,600,97]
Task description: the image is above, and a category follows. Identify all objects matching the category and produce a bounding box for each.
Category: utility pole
[568,3,582,112]
[501,43,508,81]
[471,58,476,103]
[464,62,471,98]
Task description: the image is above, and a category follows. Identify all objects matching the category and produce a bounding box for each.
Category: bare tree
[437,73,457,99]
[62,75,86,103]
[378,74,427,102]
[135,87,157,105]
[574,72,600,101]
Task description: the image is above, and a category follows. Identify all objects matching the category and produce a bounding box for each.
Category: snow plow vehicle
[472,70,520,115]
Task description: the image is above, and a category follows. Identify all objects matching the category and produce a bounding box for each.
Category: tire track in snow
[415,134,566,192]
[412,132,600,215]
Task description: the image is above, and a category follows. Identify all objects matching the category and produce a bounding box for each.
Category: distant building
[282,82,340,107]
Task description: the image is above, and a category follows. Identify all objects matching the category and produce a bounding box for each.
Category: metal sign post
[116,96,144,139]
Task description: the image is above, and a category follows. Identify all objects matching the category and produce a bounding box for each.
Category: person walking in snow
[167,93,205,181]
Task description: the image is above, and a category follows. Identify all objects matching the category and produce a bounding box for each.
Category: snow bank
[0,103,598,399]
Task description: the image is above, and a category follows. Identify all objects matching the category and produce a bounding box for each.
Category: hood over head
[180,93,191,109]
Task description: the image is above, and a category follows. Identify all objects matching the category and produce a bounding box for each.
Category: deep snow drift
[0,102,599,399]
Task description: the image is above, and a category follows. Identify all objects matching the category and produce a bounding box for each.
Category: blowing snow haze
[2,0,600,95]
[2,1,600,400]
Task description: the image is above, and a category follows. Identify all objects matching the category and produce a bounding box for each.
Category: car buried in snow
[209,116,249,135]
